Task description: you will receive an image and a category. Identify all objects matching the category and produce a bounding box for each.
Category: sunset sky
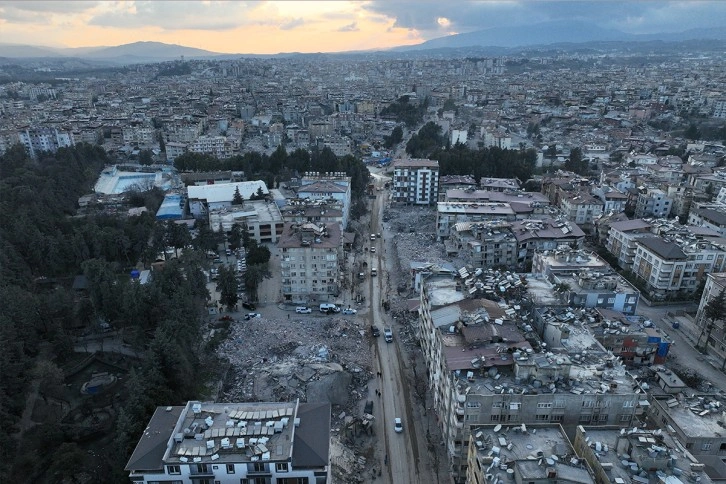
[0,1,724,54]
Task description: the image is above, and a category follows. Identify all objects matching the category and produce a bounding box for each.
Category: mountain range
[1,21,725,64]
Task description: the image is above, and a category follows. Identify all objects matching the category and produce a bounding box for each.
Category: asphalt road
[636,303,726,393]
[366,176,432,484]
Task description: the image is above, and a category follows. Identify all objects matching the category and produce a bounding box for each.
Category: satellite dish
[494,424,502,433]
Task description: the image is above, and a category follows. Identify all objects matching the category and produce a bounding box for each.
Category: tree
[565,147,588,175]
[165,221,191,258]
[249,186,265,200]
[247,241,271,266]
[217,265,238,310]
[232,187,244,206]
[228,224,243,251]
[243,264,270,303]
[685,122,702,141]
[696,288,726,353]
[138,149,154,165]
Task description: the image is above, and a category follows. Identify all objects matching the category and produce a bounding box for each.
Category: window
[686,443,693,449]
[276,463,289,473]
[537,402,553,409]
[536,414,549,421]
[492,402,503,408]
[509,402,521,410]
[227,464,235,474]
[490,415,501,422]
[703,442,713,451]
[551,415,563,422]
[620,415,632,422]
[623,401,634,408]
[579,415,592,423]
[167,465,181,475]
[582,400,594,408]
[466,402,482,408]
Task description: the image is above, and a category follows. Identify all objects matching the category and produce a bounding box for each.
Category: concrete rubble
[217,314,373,417]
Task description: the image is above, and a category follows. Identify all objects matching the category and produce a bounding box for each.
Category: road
[636,303,726,392]
[366,173,429,484]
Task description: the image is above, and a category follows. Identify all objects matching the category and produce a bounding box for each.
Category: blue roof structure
[156,194,185,220]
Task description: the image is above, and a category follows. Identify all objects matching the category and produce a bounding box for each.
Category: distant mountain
[399,21,726,51]
[0,43,63,58]
[82,41,220,61]
[0,41,224,64]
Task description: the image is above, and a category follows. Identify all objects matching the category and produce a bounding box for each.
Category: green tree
[138,149,154,165]
[217,265,238,310]
[232,186,244,206]
[243,264,270,303]
[696,288,726,353]
[565,147,587,175]
[228,224,243,251]
[685,122,702,141]
[247,243,271,266]
[165,221,191,258]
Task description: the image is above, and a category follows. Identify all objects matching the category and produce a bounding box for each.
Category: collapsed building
[418,277,643,483]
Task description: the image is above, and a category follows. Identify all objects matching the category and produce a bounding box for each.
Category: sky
[0,1,725,54]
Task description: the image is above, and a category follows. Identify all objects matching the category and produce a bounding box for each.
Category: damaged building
[418,278,643,483]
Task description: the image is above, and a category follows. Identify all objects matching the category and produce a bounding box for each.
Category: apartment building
[574,426,713,484]
[279,223,341,304]
[647,395,726,480]
[125,400,331,484]
[298,172,351,229]
[688,206,726,237]
[448,220,518,270]
[594,308,671,365]
[511,218,585,269]
[694,273,726,361]
[467,424,594,484]
[418,281,640,483]
[559,192,604,226]
[392,158,440,205]
[122,126,156,145]
[280,199,344,228]
[606,219,654,269]
[634,187,673,218]
[437,202,516,239]
[633,236,726,300]
[18,126,75,159]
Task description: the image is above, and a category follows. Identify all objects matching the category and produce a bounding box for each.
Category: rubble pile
[217,315,374,414]
[393,232,450,274]
[383,205,437,234]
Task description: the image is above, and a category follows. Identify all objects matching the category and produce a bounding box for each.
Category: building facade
[279,223,342,304]
[125,400,331,484]
[392,158,440,205]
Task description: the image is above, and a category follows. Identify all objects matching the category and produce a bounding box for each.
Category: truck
[319,303,340,313]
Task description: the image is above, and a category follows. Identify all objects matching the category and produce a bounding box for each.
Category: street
[365,173,439,484]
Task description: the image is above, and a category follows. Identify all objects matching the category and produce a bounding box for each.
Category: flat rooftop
[438,202,516,216]
[579,427,713,484]
[471,424,593,484]
[168,401,297,464]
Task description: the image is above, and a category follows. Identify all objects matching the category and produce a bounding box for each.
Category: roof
[609,219,652,232]
[125,406,184,471]
[392,158,439,169]
[187,181,269,203]
[297,180,348,194]
[694,207,726,226]
[637,237,687,260]
[292,402,331,468]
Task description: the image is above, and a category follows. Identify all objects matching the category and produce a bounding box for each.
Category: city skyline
[1,1,725,55]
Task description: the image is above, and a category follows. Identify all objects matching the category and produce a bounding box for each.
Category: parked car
[295,306,312,314]
[394,418,403,433]
[244,312,261,320]
[371,325,381,337]
[342,308,357,315]
[384,328,393,343]
[370,247,376,253]
[370,233,376,241]
[242,302,256,311]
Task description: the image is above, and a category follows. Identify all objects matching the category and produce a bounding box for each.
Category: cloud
[362,1,726,38]
[280,17,305,30]
[338,22,358,32]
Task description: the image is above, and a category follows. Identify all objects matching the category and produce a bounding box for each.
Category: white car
[295,307,312,314]
[394,418,403,433]
[342,308,357,315]
[370,247,376,253]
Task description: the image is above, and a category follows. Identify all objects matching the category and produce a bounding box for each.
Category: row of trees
[405,122,538,182]
[380,95,429,127]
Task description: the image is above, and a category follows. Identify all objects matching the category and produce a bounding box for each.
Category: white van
[319,303,340,313]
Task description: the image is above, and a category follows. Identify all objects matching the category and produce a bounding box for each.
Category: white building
[279,223,342,304]
[298,173,352,229]
[125,400,331,484]
[18,126,75,159]
[208,200,284,244]
[187,181,269,218]
[392,158,440,205]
